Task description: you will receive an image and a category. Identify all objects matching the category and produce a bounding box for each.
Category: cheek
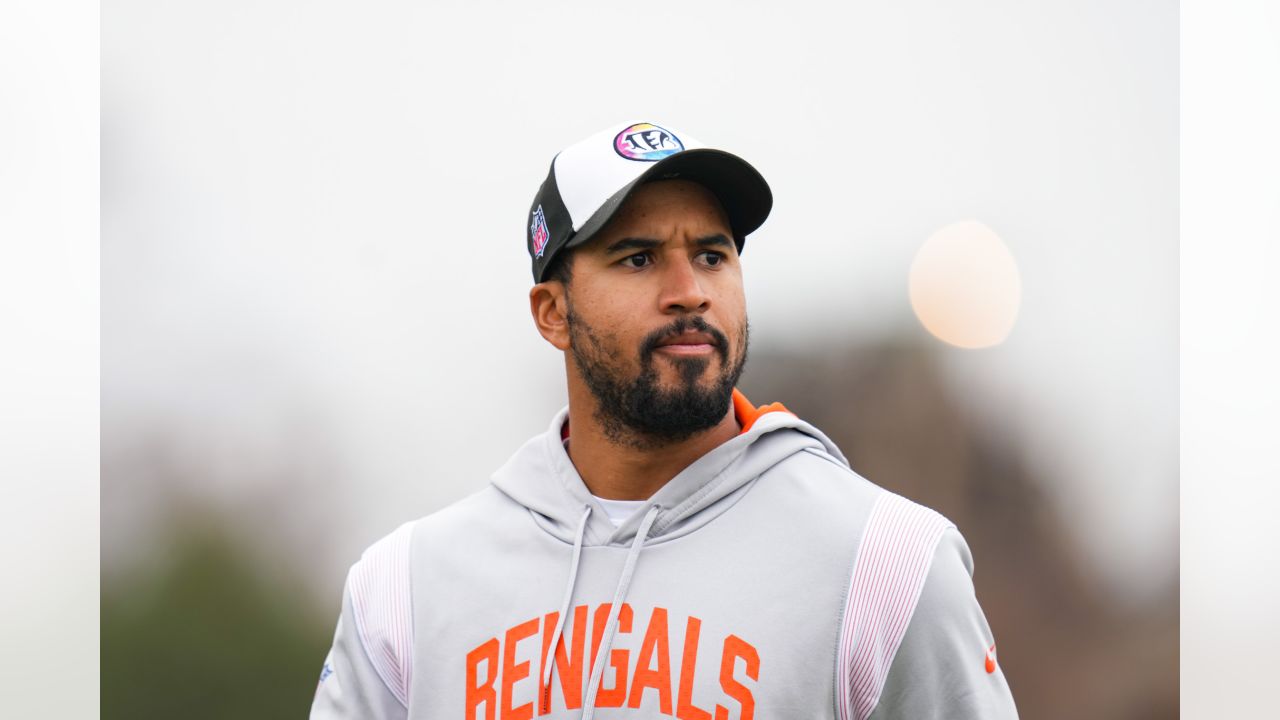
[712,265,746,302]
[575,282,650,326]
[571,292,647,351]
[714,283,747,326]
[576,296,632,332]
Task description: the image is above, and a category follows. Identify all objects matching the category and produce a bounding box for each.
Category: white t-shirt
[590,494,648,527]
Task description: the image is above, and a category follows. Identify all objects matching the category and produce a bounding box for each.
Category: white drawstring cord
[580,504,661,720]
[539,505,592,713]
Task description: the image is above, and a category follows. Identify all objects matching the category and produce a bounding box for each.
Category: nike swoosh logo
[984,643,998,674]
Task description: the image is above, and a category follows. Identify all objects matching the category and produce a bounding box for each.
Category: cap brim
[564,148,773,255]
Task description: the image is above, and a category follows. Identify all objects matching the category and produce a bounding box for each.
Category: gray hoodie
[311,396,1018,719]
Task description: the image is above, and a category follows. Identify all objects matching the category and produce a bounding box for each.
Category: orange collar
[731,388,792,434]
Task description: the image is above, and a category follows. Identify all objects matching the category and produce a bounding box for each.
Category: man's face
[559,179,749,447]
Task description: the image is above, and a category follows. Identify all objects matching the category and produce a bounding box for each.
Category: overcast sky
[103,0,1176,602]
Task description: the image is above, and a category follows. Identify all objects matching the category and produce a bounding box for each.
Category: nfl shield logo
[531,205,550,258]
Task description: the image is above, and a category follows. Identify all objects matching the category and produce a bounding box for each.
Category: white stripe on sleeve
[837,492,953,720]
[348,521,416,708]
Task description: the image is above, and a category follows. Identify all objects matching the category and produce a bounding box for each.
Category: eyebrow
[604,237,661,254]
[696,234,734,249]
[603,234,734,255]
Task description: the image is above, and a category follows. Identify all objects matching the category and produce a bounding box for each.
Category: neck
[563,378,741,501]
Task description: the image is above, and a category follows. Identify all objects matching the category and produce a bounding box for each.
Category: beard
[567,306,748,450]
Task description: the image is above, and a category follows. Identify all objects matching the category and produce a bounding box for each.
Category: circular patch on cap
[613,123,684,161]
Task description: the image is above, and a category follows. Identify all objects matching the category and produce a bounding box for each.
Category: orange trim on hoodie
[732,388,792,434]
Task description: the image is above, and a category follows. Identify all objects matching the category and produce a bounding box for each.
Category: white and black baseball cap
[526,121,773,282]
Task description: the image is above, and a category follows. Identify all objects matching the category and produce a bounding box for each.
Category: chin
[655,359,716,382]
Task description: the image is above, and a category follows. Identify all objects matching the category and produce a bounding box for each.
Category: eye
[621,252,652,269]
[698,251,725,267]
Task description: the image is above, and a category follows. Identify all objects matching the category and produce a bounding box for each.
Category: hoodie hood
[490,389,848,547]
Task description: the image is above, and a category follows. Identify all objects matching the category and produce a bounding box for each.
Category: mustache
[639,316,729,361]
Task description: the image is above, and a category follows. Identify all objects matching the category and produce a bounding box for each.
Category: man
[310,121,1019,720]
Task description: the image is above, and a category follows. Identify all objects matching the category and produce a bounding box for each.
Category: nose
[658,256,711,314]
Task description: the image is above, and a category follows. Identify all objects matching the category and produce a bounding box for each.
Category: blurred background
[102,1,1177,718]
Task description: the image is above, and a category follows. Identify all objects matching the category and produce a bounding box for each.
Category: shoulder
[409,484,520,542]
[855,522,1018,719]
[839,491,957,635]
[836,493,1009,720]
[751,441,896,533]
[348,484,515,597]
[344,484,519,607]
[340,484,511,691]
[344,520,416,707]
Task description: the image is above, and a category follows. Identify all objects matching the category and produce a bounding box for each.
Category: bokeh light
[909,220,1022,349]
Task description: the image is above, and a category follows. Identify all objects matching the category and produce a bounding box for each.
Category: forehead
[602,179,732,236]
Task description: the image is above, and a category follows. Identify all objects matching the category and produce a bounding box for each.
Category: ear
[529,281,571,351]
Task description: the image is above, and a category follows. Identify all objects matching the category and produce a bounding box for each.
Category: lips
[640,318,730,363]
[656,331,718,348]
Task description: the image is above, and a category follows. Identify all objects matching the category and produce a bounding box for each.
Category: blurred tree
[102,514,331,719]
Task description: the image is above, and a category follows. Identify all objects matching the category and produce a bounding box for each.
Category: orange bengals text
[465,604,759,720]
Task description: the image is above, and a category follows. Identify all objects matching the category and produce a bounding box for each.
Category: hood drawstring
[580,504,661,720]
[541,505,592,713]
